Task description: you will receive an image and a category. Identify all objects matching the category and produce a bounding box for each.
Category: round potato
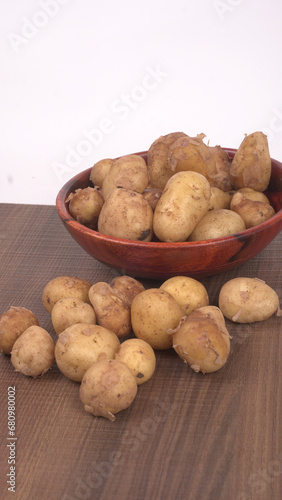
[98,188,153,242]
[172,306,231,373]
[11,326,55,377]
[55,323,120,382]
[147,131,188,189]
[110,276,145,307]
[66,187,104,229]
[131,288,183,350]
[115,338,156,385]
[189,209,246,241]
[0,306,39,355]
[42,276,92,313]
[51,297,96,335]
[230,192,275,228]
[79,359,138,421]
[230,131,271,192]
[153,171,211,242]
[208,187,232,211]
[88,282,131,338]
[160,276,209,317]
[89,158,114,188]
[218,277,281,323]
[102,154,149,201]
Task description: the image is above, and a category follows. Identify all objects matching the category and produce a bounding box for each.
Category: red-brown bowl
[56,149,282,280]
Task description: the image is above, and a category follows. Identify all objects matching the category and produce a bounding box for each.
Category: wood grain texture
[0,203,281,500]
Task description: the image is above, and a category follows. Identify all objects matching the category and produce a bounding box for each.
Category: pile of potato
[0,274,281,421]
[66,131,275,242]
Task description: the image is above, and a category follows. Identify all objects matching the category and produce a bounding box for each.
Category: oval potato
[189,209,246,241]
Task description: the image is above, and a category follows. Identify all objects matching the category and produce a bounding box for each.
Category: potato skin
[230,131,271,192]
[51,297,96,335]
[98,188,153,242]
[88,282,131,338]
[42,276,92,313]
[230,192,275,228]
[153,171,211,242]
[115,338,156,385]
[189,209,246,241]
[208,187,231,211]
[218,277,280,323]
[55,323,120,382]
[0,307,39,355]
[11,326,55,377]
[89,158,114,188]
[172,306,231,373]
[131,288,183,350]
[160,276,209,317]
[79,359,138,421]
[102,154,149,201]
[110,276,145,307]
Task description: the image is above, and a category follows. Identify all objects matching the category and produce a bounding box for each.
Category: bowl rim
[56,149,282,248]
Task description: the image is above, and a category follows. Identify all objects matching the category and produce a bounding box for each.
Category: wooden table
[0,203,281,500]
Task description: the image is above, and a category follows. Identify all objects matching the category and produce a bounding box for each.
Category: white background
[1,0,282,205]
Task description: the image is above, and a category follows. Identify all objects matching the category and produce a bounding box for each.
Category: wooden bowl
[56,149,282,280]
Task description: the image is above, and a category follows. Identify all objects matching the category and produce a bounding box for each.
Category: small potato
[66,187,104,229]
[89,158,114,188]
[208,187,232,211]
[172,306,231,373]
[142,187,163,211]
[115,338,156,385]
[209,146,233,192]
[236,188,271,204]
[147,131,188,188]
[218,277,281,323]
[51,297,96,335]
[98,188,154,242]
[89,282,131,338]
[42,276,92,313]
[230,192,275,228]
[189,209,246,241]
[153,171,211,242]
[11,326,55,377]
[55,323,120,382]
[230,131,271,192]
[168,133,214,177]
[79,359,138,421]
[102,154,149,200]
[160,276,209,316]
[110,276,145,307]
[0,306,39,355]
[131,288,183,350]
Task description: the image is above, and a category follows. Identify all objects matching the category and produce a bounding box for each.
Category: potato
[236,188,271,204]
[142,187,163,211]
[42,276,92,313]
[168,133,213,176]
[110,276,145,307]
[131,288,183,350]
[51,297,96,335]
[218,277,281,323]
[160,276,209,316]
[88,282,131,338]
[230,191,275,228]
[102,154,149,200]
[0,306,39,355]
[208,187,232,211]
[11,326,55,377]
[147,131,188,189]
[98,188,153,241]
[153,171,211,242]
[172,306,231,373]
[209,145,233,192]
[79,359,138,421]
[89,158,114,188]
[230,131,271,192]
[115,338,156,385]
[66,187,104,229]
[55,323,120,382]
[189,209,246,241]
